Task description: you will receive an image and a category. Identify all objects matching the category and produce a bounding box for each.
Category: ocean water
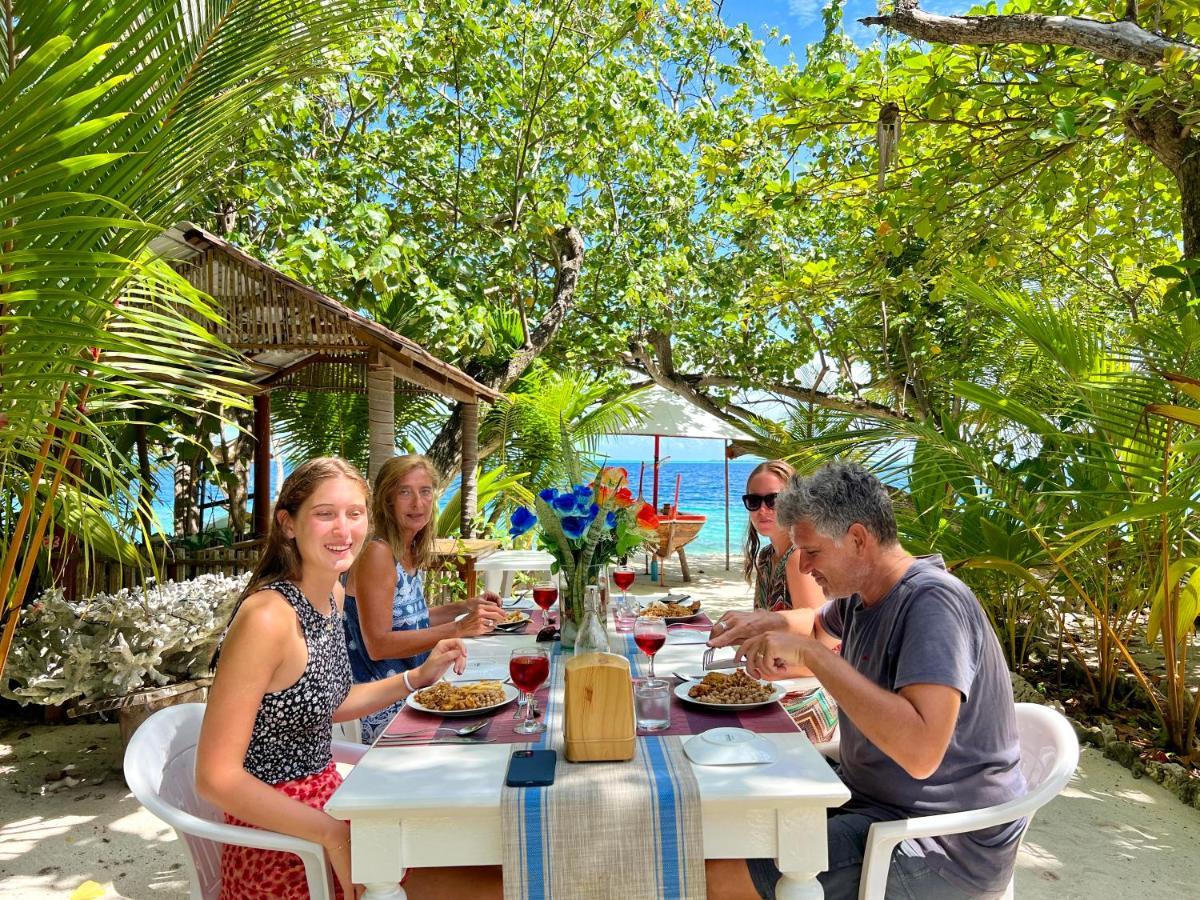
[151,457,762,555]
[605,458,760,556]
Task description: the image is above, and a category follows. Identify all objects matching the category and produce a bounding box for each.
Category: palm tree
[0,0,391,674]
[483,368,648,488]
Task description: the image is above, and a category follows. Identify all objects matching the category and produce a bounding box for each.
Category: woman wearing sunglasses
[709,460,827,665]
[743,459,824,614]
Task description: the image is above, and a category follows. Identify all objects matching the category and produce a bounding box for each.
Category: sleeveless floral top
[754,544,794,612]
[237,581,352,784]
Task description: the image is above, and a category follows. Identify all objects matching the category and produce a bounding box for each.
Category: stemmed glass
[509,648,549,735]
[634,615,667,681]
[531,578,558,631]
[612,563,635,608]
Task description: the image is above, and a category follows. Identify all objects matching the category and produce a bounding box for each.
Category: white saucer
[682,727,778,766]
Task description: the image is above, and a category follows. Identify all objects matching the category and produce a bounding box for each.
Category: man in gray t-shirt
[706,462,1026,900]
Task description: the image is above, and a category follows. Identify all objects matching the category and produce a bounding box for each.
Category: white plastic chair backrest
[857,702,1079,900]
[1014,702,1079,815]
[123,703,222,900]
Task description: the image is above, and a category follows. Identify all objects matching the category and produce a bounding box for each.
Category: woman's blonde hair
[367,454,441,572]
[742,458,796,584]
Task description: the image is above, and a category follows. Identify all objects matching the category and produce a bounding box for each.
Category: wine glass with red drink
[509,648,550,735]
[612,563,635,608]
[531,579,558,630]
[633,615,667,681]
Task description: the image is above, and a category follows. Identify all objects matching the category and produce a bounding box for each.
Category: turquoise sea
[152,457,761,556]
[603,458,760,556]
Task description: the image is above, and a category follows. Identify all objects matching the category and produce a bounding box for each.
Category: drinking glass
[633,615,667,680]
[531,578,559,631]
[509,648,549,735]
[612,564,635,606]
[634,677,671,731]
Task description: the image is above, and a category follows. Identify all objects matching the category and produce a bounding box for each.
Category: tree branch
[860,3,1198,68]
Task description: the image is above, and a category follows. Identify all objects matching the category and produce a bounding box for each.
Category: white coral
[2,573,249,706]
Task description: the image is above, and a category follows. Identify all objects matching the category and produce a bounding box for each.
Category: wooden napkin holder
[563,652,635,762]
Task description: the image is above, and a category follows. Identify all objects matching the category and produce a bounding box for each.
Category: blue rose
[509,506,537,537]
[551,492,577,515]
[606,511,617,529]
[561,515,590,540]
[538,488,557,502]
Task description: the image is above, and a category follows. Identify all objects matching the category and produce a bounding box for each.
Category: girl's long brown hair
[361,454,441,573]
[240,456,371,602]
[742,458,796,584]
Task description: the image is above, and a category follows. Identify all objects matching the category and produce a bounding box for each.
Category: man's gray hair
[775,461,898,545]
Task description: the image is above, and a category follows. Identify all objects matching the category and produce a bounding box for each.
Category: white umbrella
[610,387,754,570]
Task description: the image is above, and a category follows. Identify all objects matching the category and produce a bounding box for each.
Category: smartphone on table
[505,749,556,787]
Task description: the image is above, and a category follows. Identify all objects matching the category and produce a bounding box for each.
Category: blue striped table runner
[500,638,705,900]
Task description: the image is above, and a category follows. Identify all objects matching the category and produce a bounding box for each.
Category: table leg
[775,870,823,899]
[361,882,406,900]
[775,807,828,900]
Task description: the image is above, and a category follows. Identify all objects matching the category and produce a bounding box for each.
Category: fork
[701,647,743,671]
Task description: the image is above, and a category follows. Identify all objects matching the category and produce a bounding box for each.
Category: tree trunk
[1125,104,1200,259]
[427,224,584,481]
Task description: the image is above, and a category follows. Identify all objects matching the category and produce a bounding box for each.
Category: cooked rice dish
[414,680,506,711]
[641,600,702,618]
[687,669,775,705]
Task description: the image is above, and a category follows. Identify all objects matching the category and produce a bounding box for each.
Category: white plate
[406,682,519,717]
[683,727,778,766]
[638,600,703,623]
[674,679,786,711]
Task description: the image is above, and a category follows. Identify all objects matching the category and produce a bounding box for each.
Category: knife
[376,736,495,746]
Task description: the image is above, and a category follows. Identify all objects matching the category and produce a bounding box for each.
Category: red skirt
[220,762,345,900]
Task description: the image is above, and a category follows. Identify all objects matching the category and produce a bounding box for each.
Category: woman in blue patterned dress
[343,454,505,742]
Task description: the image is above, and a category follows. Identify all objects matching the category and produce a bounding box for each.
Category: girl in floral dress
[196,457,500,899]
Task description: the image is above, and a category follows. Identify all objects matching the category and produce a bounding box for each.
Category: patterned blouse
[754,543,795,612]
[342,541,432,741]
[239,581,352,784]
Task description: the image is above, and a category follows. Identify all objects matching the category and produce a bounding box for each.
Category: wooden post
[253,391,271,537]
[460,401,478,538]
[724,439,730,571]
[367,360,395,481]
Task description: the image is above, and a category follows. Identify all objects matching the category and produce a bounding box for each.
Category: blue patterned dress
[342,542,432,742]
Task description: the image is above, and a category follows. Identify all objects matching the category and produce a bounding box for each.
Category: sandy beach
[4,556,1200,897]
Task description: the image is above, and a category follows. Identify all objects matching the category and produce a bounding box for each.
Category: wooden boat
[653,512,706,585]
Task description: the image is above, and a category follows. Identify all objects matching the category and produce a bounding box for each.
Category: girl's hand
[413,639,468,687]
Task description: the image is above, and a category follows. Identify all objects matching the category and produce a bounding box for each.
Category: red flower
[595,486,613,506]
[614,487,635,508]
[635,502,659,531]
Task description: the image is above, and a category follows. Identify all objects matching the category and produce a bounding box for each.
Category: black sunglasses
[741,492,779,512]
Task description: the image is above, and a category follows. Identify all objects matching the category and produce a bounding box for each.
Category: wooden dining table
[325,617,849,900]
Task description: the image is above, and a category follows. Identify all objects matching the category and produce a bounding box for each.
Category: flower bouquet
[509,466,659,646]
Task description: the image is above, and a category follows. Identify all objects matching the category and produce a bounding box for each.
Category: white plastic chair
[123,703,367,900]
[858,702,1080,900]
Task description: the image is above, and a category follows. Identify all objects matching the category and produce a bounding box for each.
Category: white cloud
[788,0,824,27]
